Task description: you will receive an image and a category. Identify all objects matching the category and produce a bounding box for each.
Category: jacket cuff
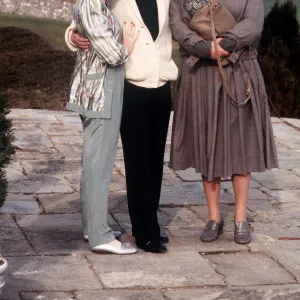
[185,41,211,59]
[65,26,78,52]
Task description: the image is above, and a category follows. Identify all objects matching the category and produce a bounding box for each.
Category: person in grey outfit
[169,0,278,244]
[67,0,138,254]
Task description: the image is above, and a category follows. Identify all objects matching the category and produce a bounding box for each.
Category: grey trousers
[79,67,124,248]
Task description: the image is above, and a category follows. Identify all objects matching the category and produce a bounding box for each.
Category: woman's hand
[211,38,229,60]
[123,22,139,54]
[71,28,91,51]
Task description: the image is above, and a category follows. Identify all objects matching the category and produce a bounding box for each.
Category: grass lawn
[0,13,69,49]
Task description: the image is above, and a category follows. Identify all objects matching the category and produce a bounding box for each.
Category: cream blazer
[65,0,178,88]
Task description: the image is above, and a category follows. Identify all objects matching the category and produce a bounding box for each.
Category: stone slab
[112,213,132,232]
[266,190,300,203]
[75,290,165,300]
[22,160,81,175]
[0,215,34,257]
[0,201,41,214]
[40,123,82,136]
[162,166,182,186]
[37,193,81,214]
[13,123,41,131]
[226,188,269,200]
[160,182,206,205]
[247,202,278,215]
[88,251,224,288]
[16,214,88,255]
[271,210,300,230]
[108,192,129,213]
[50,136,83,146]
[0,291,21,300]
[114,161,126,177]
[13,130,53,151]
[222,180,261,189]
[63,173,81,192]
[8,174,74,194]
[55,115,81,124]
[276,202,300,213]
[54,144,82,159]
[6,168,28,182]
[164,285,300,300]
[272,123,300,150]
[276,145,300,168]
[252,222,300,239]
[205,252,296,285]
[251,170,300,190]
[265,247,300,281]
[192,204,234,223]
[158,207,206,228]
[278,159,300,170]
[8,109,58,122]
[175,168,202,181]
[292,168,300,177]
[21,292,74,300]
[282,118,300,130]
[6,194,36,201]
[5,256,100,291]
[15,149,62,161]
[164,152,170,163]
[116,149,124,160]
[271,117,281,123]
[110,174,126,192]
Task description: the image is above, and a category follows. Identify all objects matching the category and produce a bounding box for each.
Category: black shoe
[160,234,169,244]
[133,234,170,244]
[136,240,168,254]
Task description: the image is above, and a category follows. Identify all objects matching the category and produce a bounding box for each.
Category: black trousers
[120,81,171,245]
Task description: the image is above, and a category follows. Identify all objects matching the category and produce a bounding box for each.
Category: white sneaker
[91,240,137,255]
[83,231,122,242]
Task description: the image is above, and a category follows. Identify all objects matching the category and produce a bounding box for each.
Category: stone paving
[1,109,300,300]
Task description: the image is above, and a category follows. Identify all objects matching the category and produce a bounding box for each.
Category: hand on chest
[112,0,169,41]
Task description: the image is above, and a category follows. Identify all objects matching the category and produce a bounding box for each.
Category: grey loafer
[200,220,224,242]
[234,221,252,244]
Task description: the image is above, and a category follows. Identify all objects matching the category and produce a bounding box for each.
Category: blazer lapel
[126,0,144,24]
[157,0,166,38]
[126,0,167,39]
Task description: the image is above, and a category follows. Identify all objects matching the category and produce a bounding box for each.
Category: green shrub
[259,0,300,118]
[0,95,15,208]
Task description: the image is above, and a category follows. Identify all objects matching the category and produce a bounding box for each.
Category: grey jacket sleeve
[78,1,129,66]
[169,0,211,58]
[223,0,264,51]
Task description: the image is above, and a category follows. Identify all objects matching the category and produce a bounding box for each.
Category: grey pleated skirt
[170,57,279,181]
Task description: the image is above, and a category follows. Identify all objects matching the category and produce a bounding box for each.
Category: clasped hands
[210,38,229,60]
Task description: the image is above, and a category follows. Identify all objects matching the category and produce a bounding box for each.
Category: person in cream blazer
[66,0,178,253]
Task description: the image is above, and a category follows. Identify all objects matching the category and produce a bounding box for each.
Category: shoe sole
[144,249,168,254]
[91,248,138,255]
[234,237,252,245]
[200,228,224,243]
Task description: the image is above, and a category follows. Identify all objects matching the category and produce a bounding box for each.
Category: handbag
[189,0,251,105]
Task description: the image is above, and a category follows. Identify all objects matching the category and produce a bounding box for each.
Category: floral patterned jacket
[67,0,129,118]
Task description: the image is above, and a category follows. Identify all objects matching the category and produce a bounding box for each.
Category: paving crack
[11,214,38,256]
[83,255,104,288]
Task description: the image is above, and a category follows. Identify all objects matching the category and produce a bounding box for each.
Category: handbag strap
[208,1,251,105]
